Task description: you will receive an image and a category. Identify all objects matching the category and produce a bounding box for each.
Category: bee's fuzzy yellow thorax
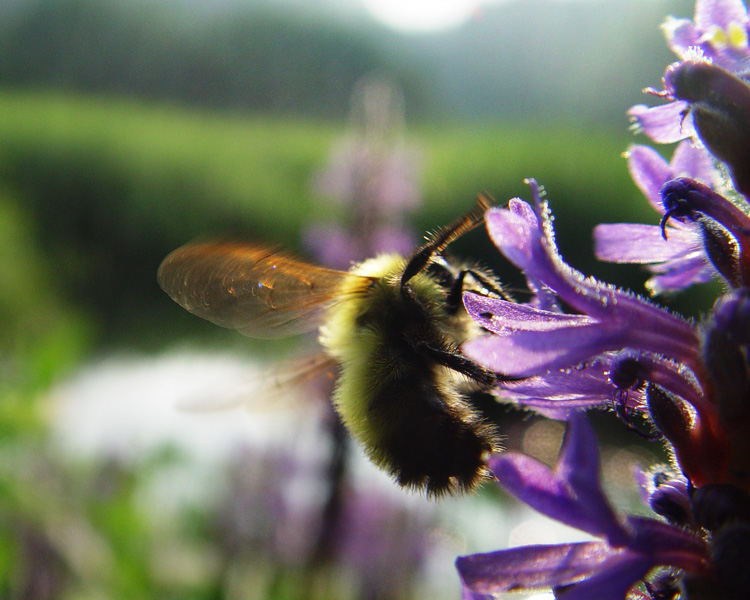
[318,253,404,358]
[318,253,458,462]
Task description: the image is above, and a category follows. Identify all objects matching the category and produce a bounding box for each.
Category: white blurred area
[48,351,282,463]
[46,350,595,599]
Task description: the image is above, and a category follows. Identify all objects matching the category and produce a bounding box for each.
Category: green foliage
[0,89,340,345]
[0,88,679,347]
[0,188,90,393]
[0,0,421,119]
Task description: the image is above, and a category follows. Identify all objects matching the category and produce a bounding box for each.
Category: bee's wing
[158,241,373,338]
[177,351,338,412]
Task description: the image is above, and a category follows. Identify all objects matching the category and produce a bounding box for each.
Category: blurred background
[0,0,719,598]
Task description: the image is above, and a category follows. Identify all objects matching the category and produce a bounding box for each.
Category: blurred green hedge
[1,89,707,351]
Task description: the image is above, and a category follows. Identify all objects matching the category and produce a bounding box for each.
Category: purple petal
[593,222,715,293]
[555,553,654,600]
[496,359,646,415]
[670,141,717,183]
[593,223,697,263]
[464,324,621,377]
[694,0,749,32]
[664,17,702,57]
[626,516,711,572]
[488,451,582,516]
[626,145,671,208]
[464,293,594,334]
[646,256,714,294]
[456,542,616,594]
[628,102,694,143]
[457,542,618,594]
[489,451,618,538]
[483,202,539,271]
[556,413,600,487]
[557,415,629,545]
[625,142,715,210]
[488,423,623,540]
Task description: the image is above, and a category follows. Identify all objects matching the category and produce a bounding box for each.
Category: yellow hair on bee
[320,253,497,495]
[157,199,503,497]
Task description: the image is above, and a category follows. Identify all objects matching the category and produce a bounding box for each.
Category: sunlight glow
[362,0,482,32]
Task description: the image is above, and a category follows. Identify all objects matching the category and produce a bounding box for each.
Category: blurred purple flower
[664,0,750,72]
[312,142,421,214]
[215,441,435,599]
[456,415,712,600]
[306,76,422,269]
[629,0,750,144]
[329,486,434,598]
[594,142,718,294]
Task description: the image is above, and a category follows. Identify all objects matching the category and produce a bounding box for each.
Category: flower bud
[713,290,750,346]
[650,472,693,525]
[665,61,750,197]
[660,178,750,287]
[691,483,750,532]
[646,383,729,487]
[700,220,741,288]
[702,300,750,424]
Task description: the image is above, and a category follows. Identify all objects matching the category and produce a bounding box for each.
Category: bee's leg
[445,269,509,314]
[414,341,518,385]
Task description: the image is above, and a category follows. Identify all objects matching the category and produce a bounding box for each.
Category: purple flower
[462,183,700,381]
[663,0,750,73]
[627,0,750,196]
[629,0,750,144]
[456,415,712,599]
[462,183,734,487]
[594,142,718,294]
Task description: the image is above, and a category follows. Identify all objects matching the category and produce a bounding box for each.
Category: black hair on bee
[158,198,508,496]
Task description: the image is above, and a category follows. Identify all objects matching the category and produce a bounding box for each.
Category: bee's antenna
[401,195,492,286]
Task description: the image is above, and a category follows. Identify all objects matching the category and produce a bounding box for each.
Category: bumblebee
[158,199,506,496]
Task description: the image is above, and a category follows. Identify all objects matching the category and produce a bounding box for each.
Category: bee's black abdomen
[369,368,500,497]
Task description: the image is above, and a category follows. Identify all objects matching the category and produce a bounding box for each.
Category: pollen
[706,25,729,47]
[727,21,748,48]
[704,22,749,49]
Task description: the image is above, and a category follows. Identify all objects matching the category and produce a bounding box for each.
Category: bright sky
[361,0,484,31]
[360,0,591,32]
